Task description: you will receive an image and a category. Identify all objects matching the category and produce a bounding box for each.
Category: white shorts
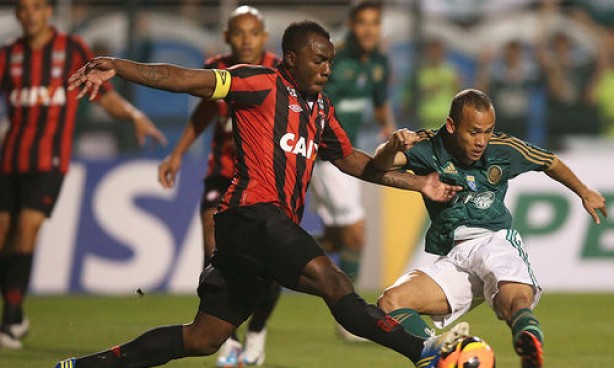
[309,160,365,226]
[417,229,542,328]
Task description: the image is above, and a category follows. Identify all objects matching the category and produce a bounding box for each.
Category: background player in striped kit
[57,20,467,368]
[0,0,166,349]
[157,6,281,367]
[309,2,396,341]
[374,89,608,368]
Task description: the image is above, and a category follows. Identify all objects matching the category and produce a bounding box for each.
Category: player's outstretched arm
[158,100,218,188]
[333,149,462,203]
[373,128,422,170]
[97,90,167,147]
[545,159,608,224]
[68,57,218,101]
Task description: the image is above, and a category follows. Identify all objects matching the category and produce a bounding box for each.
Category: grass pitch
[2,292,613,367]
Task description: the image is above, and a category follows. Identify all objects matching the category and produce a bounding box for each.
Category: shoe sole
[515,331,544,368]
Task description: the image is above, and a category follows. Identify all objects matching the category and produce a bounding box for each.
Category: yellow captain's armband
[210,69,232,100]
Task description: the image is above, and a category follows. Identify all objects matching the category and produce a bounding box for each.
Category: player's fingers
[89,84,100,101]
[152,129,168,147]
[599,205,608,218]
[589,208,600,225]
[76,84,89,100]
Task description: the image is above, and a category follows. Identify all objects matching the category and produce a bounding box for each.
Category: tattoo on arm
[137,65,170,85]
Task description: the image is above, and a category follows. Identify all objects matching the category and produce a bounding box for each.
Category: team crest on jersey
[466,175,477,191]
[443,162,457,175]
[286,86,297,97]
[289,104,302,113]
[372,65,384,82]
[487,165,502,185]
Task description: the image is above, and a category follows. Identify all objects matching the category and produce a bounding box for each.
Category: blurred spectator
[476,40,544,140]
[404,37,460,130]
[588,28,614,140]
[537,30,599,149]
[566,0,614,30]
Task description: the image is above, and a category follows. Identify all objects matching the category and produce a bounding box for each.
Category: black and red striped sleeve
[318,101,352,161]
[225,65,276,107]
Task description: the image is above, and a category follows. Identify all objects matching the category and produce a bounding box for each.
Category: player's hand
[420,172,463,203]
[582,188,608,224]
[158,154,182,188]
[133,112,168,147]
[387,128,425,152]
[68,57,117,101]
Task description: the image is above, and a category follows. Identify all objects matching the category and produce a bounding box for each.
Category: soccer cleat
[0,329,23,349]
[241,328,267,366]
[216,337,243,368]
[416,321,470,368]
[335,323,368,343]
[8,318,30,339]
[514,330,543,368]
[54,358,76,368]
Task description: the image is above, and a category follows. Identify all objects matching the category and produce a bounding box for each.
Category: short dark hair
[349,1,382,21]
[449,89,493,124]
[281,20,330,55]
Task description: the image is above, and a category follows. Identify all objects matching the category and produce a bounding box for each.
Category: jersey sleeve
[490,134,558,178]
[318,103,353,161]
[403,144,436,175]
[70,34,112,97]
[224,65,276,107]
[372,56,390,107]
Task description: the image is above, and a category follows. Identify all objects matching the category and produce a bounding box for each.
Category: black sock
[2,253,33,326]
[330,293,424,363]
[76,325,186,368]
[248,283,281,333]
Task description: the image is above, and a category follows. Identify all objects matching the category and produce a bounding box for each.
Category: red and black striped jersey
[202,51,280,180]
[219,64,353,223]
[0,29,111,174]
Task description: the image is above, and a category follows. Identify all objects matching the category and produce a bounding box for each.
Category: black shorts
[0,171,65,217]
[197,203,325,326]
[200,176,232,212]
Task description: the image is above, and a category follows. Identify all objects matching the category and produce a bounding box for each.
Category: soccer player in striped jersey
[157,6,281,367]
[58,21,468,368]
[0,0,166,350]
[374,89,608,368]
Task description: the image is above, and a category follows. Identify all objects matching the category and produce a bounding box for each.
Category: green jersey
[325,36,389,144]
[403,128,558,256]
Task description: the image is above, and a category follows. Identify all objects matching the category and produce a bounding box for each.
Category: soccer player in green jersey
[373,89,607,368]
[309,0,396,341]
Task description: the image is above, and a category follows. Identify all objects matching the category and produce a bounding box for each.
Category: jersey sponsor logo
[487,165,502,185]
[9,86,67,107]
[51,67,63,79]
[52,50,65,62]
[289,104,302,113]
[473,191,495,209]
[279,132,318,160]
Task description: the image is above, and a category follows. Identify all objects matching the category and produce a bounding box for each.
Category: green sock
[339,248,361,283]
[510,308,544,345]
[389,308,431,339]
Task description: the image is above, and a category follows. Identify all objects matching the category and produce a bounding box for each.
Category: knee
[183,324,228,356]
[377,287,405,313]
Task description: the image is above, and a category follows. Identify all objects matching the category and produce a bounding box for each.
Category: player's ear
[284,51,297,67]
[445,117,455,134]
